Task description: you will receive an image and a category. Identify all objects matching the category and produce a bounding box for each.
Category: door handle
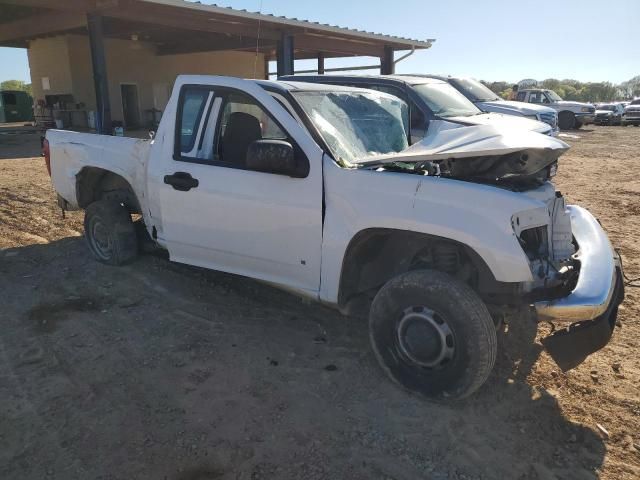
[164,172,199,191]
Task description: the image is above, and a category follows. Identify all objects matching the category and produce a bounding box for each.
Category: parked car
[622,102,640,126]
[280,75,554,144]
[515,88,595,130]
[44,75,624,400]
[411,75,558,133]
[594,103,624,125]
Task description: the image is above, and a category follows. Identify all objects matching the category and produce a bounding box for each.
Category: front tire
[84,199,138,265]
[369,270,497,400]
[558,111,576,130]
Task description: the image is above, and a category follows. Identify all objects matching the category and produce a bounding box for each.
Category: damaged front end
[513,196,624,371]
[532,206,625,371]
[358,123,625,371]
[510,185,625,371]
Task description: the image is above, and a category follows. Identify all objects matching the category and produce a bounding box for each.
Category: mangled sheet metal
[357,120,570,186]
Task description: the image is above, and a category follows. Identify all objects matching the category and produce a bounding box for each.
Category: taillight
[43,138,51,177]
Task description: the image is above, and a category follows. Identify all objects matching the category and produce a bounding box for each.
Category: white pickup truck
[45,75,624,400]
[516,89,596,130]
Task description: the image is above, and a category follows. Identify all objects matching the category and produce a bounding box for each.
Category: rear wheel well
[76,167,141,214]
[337,229,499,314]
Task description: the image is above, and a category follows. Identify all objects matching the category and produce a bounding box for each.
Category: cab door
[153,81,324,295]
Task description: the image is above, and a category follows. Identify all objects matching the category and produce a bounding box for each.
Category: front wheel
[558,111,576,130]
[369,270,497,400]
[84,199,138,265]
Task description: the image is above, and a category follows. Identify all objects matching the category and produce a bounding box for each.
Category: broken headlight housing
[518,225,549,261]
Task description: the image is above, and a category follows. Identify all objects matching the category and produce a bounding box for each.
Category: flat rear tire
[84,199,138,265]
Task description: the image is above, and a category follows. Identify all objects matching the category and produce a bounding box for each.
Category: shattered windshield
[412,82,481,118]
[292,90,409,165]
[452,78,501,102]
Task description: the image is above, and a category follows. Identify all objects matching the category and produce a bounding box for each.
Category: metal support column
[380,45,395,75]
[276,33,294,77]
[87,13,112,134]
[264,57,270,79]
[317,52,325,75]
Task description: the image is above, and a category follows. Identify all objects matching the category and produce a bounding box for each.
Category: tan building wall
[27,37,74,100]
[27,34,265,128]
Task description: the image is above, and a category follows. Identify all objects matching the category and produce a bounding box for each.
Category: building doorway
[120,83,140,127]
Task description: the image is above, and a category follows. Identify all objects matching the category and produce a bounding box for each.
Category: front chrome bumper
[535,206,624,371]
[535,206,619,323]
[574,113,595,123]
[594,115,613,124]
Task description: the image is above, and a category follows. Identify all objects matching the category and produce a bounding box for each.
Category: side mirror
[246,139,297,176]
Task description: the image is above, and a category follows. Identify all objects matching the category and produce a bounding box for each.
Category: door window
[528,92,545,104]
[215,93,286,167]
[175,86,294,172]
[516,92,527,101]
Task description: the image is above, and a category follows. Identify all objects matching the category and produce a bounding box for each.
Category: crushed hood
[357,121,570,187]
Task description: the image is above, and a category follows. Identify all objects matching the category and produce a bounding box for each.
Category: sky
[1,0,638,85]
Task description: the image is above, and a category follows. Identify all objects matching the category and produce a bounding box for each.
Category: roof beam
[136,0,434,49]
[106,3,281,41]
[157,37,276,56]
[0,0,93,10]
[0,11,87,44]
[294,35,383,58]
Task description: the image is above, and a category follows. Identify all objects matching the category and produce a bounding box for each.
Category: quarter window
[177,87,212,154]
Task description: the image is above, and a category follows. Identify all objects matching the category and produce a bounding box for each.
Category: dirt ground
[0,126,638,480]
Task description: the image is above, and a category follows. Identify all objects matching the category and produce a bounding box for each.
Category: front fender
[319,160,544,304]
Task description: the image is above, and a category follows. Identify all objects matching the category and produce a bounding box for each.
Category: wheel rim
[89,218,113,260]
[395,306,455,369]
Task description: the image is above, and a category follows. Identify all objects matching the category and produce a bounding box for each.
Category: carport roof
[0,0,435,59]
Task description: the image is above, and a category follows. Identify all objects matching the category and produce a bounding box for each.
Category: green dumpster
[0,90,34,123]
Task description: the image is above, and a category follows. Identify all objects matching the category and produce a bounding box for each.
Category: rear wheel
[369,270,497,400]
[84,199,138,265]
[558,111,576,130]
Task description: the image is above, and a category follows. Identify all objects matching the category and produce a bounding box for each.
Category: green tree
[540,78,561,91]
[620,75,640,99]
[0,80,32,96]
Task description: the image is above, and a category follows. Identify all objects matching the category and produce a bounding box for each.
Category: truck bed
[47,130,151,210]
